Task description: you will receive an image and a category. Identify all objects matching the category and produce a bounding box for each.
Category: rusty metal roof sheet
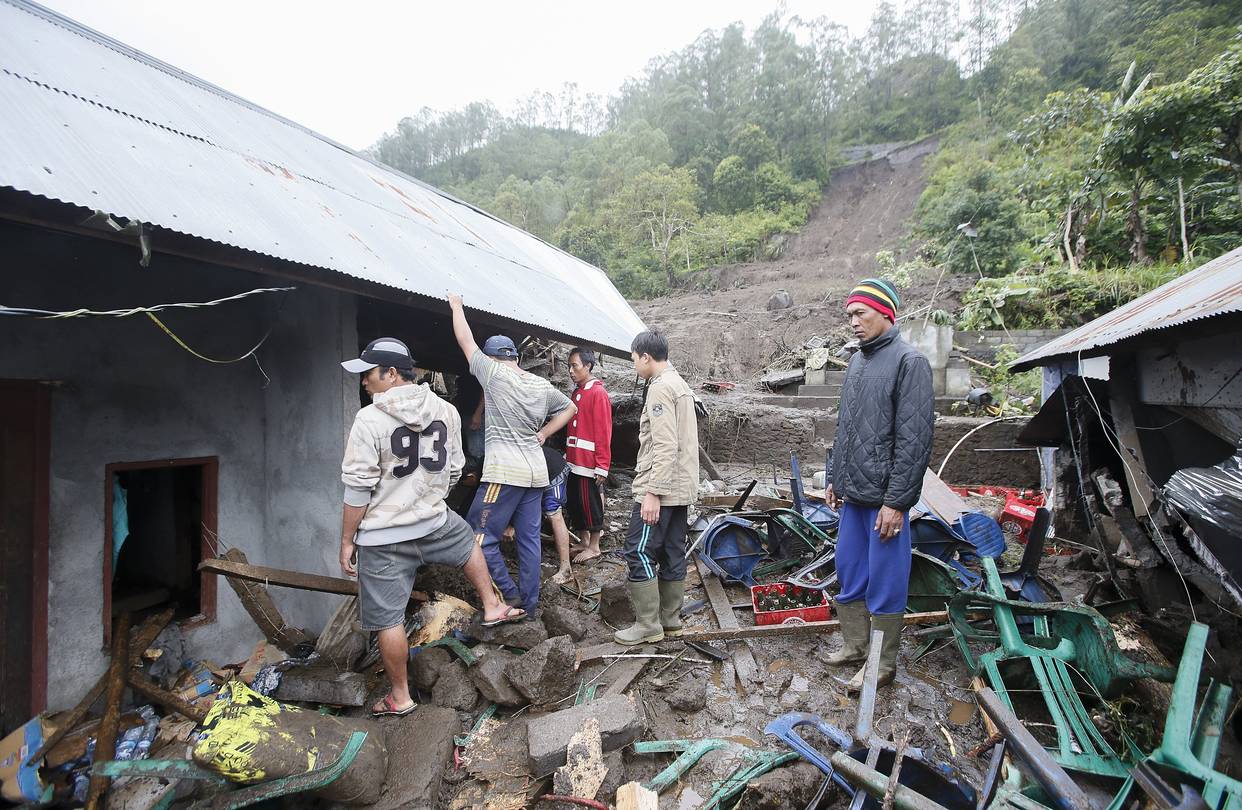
[1012,246,1242,371]
[0,0,646,353]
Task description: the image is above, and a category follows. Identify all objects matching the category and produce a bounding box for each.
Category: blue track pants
[468,482,543,614]
[835,501,912,615]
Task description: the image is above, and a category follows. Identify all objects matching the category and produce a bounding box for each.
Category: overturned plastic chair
[949,557,1174,779]
[1107,622,1242,810]
[695,514,768,585]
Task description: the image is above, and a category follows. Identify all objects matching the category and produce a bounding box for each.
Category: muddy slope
[634,136,971,382]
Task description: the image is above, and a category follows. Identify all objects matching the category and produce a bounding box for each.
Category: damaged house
[0,0,644,733]
[1012,245,1242,615]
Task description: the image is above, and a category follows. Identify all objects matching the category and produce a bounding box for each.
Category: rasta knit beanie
[846,278,900,323]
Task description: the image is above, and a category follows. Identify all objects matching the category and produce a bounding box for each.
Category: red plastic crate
[750,582,831,626]
[949,485,1046,544]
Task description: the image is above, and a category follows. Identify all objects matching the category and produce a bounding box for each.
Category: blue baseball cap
[483,335,518,359]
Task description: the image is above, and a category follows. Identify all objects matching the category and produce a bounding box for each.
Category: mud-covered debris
[410,646,451,691]
[470,616,549,649]
[470,650,525,706]
[506,636,577,706]
[431,660,479,712]
[527,694,645,775]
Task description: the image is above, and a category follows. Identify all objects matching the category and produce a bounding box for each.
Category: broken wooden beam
[699,493,793,511]
[699,447,722,481]
[126,671,208,724]
[602,646,653,698]
[616,781,659,810]
[199,556,429,601]
[26,608,174,767]
[693,558,759,684]
[220,548,313,652]
[679,610,971,642]
[85,612,131,810]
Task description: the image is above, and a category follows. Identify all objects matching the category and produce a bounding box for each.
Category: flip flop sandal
[371,694,416,717]
[480,605,526,627]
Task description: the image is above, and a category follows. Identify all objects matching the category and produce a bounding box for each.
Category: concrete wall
[0,221,356,709]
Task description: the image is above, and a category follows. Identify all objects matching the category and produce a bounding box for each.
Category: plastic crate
[750,582,831,626]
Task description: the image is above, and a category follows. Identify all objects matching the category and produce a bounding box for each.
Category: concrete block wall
[955,329,1070,364]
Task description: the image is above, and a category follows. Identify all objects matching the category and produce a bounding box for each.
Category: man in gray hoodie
[339,337,521,718]
[824,279,934,691]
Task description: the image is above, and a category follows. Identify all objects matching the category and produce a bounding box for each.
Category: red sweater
[566,378,613,478]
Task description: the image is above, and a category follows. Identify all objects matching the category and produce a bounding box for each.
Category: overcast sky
[37,0,880,151]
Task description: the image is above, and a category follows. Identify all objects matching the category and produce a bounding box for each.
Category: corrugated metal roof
[0,0,647,354]
[1012,245,1242,371]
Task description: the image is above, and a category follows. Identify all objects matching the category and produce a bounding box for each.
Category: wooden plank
[126,671,208,723]
[692,557,758,684]
[85,612,130,810]
[201,557,430,602]
[699,493,793,511]
[602,646,653,697]
[915,469,967,523]
[26,607,174,767]
[316,596,362,666]
[679,610,972,642]
[616,781,660,810]
[575,641,628,669]
[1107,389,1156,517]
[220,548,313,652]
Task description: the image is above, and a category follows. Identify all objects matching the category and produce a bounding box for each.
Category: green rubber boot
[658,579,686,638]
[846,613,903,693]
[824,599,870,666]
[613,579,665,646]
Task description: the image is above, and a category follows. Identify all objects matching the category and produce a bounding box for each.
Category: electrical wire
[0,285,295,318]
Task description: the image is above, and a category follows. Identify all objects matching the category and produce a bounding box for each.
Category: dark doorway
[0,381,50,735]
[104,458,217,641]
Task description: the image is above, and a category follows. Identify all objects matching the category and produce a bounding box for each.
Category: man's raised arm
[447,293,479,361]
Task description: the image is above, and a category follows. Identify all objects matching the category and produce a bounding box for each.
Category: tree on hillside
[607,167,699,286]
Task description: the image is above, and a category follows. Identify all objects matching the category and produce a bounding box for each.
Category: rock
[526,694,646,775]
[372,705,458,810]
[664,674,708,713]
[738,761,823,808]
[542,603,591,642]
[600,583,634,625]
[779,674,811,710]
[410,647,451,691]
[506,636,576,706]
[552,718,607,801]
[470,616,549,650]
[273,665,369,707]
[762,668,794,698]
[431,661,478,712]
[598,750,627,801]
[766,289,794,311]
[470,650,525,706]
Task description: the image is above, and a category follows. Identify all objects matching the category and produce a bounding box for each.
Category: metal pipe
[828,752,953,810]
[975,687,1096,810]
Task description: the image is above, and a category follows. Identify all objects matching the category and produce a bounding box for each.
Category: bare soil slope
[634,135,972,381]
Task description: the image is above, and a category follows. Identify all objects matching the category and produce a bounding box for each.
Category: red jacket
[566,378,613,478]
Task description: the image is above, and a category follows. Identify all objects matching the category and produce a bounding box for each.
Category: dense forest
[371,0,1242,324]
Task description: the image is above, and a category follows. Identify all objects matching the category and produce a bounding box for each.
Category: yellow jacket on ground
[632,366,699,506]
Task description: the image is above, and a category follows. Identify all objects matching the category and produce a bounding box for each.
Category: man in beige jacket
[339,338,520,718]
[614,330,700,646]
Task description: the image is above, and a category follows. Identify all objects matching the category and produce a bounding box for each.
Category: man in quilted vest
[825,279,934,690]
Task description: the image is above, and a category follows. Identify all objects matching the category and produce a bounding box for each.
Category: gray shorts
[357,511,475,631]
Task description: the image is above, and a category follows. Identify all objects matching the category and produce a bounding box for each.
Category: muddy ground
[397,452,1240,810]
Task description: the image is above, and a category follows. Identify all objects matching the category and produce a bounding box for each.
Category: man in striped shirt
[449,294,576,618]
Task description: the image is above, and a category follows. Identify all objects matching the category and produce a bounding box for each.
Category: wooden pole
[126,671,208,724]
[25,608,173,767]
[84,612,131,810]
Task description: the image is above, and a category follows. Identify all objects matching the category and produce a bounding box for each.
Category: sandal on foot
[372,694,416,717]
[480,605,527,627]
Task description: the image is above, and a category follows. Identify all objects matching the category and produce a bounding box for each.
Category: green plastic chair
[950,558,1174,779]
[1107,622,1242,810]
